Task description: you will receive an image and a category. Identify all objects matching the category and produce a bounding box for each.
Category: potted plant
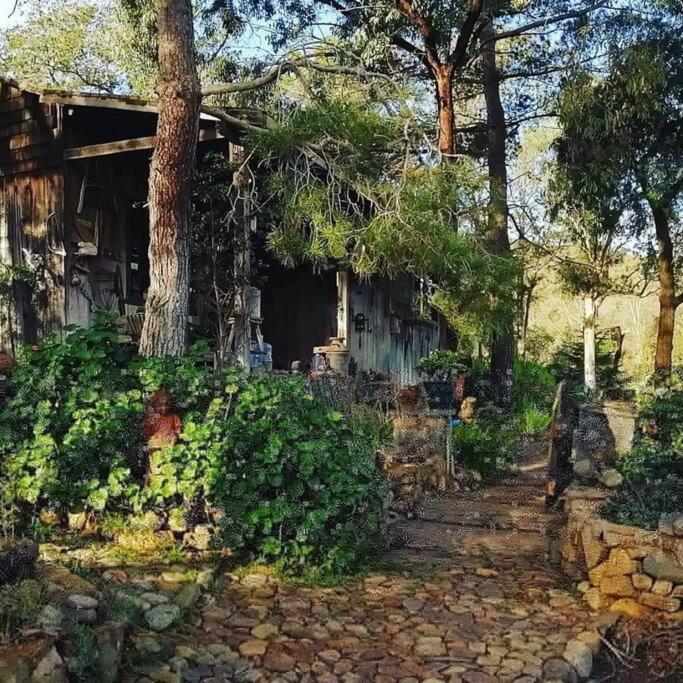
[416,350,468,411]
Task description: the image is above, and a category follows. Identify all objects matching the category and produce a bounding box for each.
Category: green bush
[603,381,683,529]
[0,321,389,579]
[451,416,517,480]
[416,349,468,379]
[0,314,217,516]
[0,579,43,642]
[210,376,389,579]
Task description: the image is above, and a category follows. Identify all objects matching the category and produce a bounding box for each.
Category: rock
[600,575,635,597]
[402,597,424,612]
[639,592,681,612]
[38,606,62,637]
[658,512,679,535]
[631,573,653,591]
[174,583,201,610]
[182,525,213,551]
[643,550,683,583]
[144,604,181,631]
[140,592,170,606]
[563,639,592,679]
[609,598,650,619]
[239,640,267,657]
[67,512,86,531]
[672,585,683,597]
[673,515,683,536]
[576,581,590,594]
[461,673,497,683]
[581,528,606,569]
[67,594,98,610]
[251,623,279,640]
[599,469,623,488]
[414,636,445,657]
[30,646,67,683]
[589,548,637,584]
[94,622,124,683]
[262,644,295,672]
[651,579,673,595]
[542,657,579,683]
[573,459,597,479]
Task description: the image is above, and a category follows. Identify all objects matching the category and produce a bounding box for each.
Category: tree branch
[450,0,484,69]
[484,1,609,45]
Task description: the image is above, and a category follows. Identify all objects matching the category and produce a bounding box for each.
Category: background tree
[557,38,683,378]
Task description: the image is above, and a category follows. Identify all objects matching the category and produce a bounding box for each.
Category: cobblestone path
[125,464,614,683]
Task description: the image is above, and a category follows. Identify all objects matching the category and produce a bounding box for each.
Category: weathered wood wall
[0,81,65,350]
[348,275,439,382]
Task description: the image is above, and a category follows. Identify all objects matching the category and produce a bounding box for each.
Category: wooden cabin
[0,78,441,380]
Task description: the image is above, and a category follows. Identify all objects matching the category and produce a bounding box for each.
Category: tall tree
[138,0,201,356]
[553,30,682,378]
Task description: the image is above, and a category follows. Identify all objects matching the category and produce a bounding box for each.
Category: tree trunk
[434,64,455,158]
[481,21,514,405]
[139,0,201,357]
[583,294,597,392]
[653,205,678,379]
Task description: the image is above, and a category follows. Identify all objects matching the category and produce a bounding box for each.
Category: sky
[0,0,20,29]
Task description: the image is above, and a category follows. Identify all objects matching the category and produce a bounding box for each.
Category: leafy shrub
[603,441,683,529]
[210,375,389,579]
[548,332,622,390]
[603,381,683,529]
[451,416,517,480]
[416,349,468,379]
[0,579,43,641]
[0,315,221,518]
[0,323,389,579]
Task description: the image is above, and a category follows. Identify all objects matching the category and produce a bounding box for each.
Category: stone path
[123,461,615,683]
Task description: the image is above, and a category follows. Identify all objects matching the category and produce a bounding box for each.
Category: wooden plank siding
[348,275,439,382]
[0,84,66,349]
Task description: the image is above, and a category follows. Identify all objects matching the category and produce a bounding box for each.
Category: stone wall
[561,487,683,616]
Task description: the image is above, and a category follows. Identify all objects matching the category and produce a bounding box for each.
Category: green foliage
[603,380,683,529]
[0,579,43,642]
[0,314,218,518]
[548,333,621,391]
[65,622,100,681]
[210,375,389,579]
[250,98,519,343]
[451,416,517,481]
[0,323,388,579]
[416,350,468,379]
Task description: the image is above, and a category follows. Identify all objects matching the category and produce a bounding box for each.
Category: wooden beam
[63,128,224,160]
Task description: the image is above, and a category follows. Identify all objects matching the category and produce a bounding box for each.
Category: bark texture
[435,64,455,158]
[481,21,514,405]
[583,295,597,392]
[139,0,201,357]
[653,205,679,377]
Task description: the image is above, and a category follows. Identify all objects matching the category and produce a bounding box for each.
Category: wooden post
[232,147,252,371]
[336,270,349,345]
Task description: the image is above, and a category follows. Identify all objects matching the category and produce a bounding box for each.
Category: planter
[421,380,453,411]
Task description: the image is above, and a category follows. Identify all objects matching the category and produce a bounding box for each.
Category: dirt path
[122,461,613,683]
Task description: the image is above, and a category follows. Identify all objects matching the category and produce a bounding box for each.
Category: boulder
[563,639,592,679]
[598,469,623,488]
[30,646,67,683]
[144,604,181,631]
[542,657,579,683]
[643,550,683,583]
